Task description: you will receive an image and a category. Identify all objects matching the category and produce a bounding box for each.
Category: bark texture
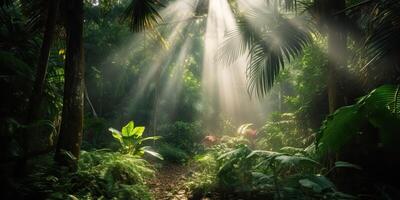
[54,0,84,171]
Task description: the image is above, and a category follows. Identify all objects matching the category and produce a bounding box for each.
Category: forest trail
[147,164,193,200]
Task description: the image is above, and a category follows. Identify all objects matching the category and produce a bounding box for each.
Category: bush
[158,121,203,154]
[185,153,218,198]
[185,144,358,200]
[157,143,189,164]
[257,112,313,151]
[21,150,155,200]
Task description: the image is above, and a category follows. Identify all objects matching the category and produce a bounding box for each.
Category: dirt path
[147,164,192,200]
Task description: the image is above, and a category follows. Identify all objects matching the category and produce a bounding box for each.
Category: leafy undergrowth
[19,150,155,199]
[184,143,358,200]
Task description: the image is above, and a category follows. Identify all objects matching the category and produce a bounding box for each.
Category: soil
[147,163,194,200]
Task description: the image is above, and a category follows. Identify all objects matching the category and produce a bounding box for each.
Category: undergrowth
[20,150,154,200]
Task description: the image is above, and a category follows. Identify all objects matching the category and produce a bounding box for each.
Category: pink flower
[202,135,219,147]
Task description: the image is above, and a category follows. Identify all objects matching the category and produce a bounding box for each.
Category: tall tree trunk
[54,0,84,171]
[26,0,60,122]
[16,0,61,176]
[326,0,347,113]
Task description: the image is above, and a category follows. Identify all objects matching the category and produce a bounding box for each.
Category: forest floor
[147,163,194,200]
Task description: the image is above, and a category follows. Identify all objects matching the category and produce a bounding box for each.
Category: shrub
[185,153,218,198]
[21,150,155,200]
[158,121,203,154]
[257,112,313,151]
[157,143,189,164]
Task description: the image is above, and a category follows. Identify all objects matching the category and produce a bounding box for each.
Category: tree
[54,0,164,170]
[321,0,347,112]
[54,0,85,170]
[26,0,61,123]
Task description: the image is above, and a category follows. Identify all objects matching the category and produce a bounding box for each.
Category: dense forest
[1,0,400,199]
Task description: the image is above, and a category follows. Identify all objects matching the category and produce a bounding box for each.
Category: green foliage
[217,144,254,191]
[22,150,154,199]
[186,142,356,199]
[218,6,312,96]
[317,85,400,155]
[121,0,164,32]
[109,121,162,159]
[157,143,189,164]
[158,121,203,154]
[185,153,218,198]
[257,112,313,151]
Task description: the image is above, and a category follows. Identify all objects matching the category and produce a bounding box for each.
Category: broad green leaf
[246,150,279,158]
[299,178,323,193]
[275,155,319,167]
[122,121,135,137]
[140,136,161,143]
[299,175,334,193]
[132,126,145,137]
[141,146,163,160]
[334,161,362,170]
[317,105,365,156]
[108,128,123,142]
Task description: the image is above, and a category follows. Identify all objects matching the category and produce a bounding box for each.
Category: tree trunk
[326,0,347,113]
[27,0,60,122]
[16,0,60,176]
[54,0,84,171]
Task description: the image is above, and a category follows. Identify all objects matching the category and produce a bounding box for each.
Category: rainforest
[1,0,400,199]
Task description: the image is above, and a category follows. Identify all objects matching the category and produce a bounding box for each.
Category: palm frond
[121,0,164,32]
[218,8,311,97]
[362,0,400,68]
[247,16,312,97]
[19,0,48,33]
[217,16,257,65]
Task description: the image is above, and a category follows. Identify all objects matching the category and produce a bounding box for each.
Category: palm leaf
[362,0,400,68]
[218,8,311,97]
[247,17,312,96]
[19,0,48,33]
[121,0,164,32]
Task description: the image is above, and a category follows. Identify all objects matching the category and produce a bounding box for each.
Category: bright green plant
[108,121,163,160]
